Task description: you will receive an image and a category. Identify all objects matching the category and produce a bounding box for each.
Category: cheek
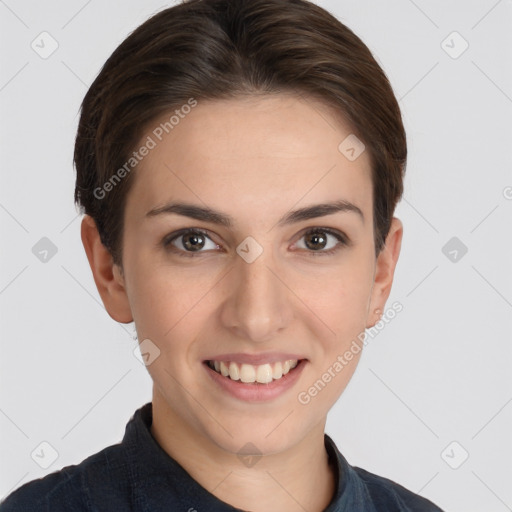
[304,256,374,334]
[124,252,223,351]
[295,261,372,411]
[129,274,202,339]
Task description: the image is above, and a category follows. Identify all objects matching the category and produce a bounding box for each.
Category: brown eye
[181,231,206,251]
[163,229,219,255]
[304,231,328,250]
[295,228,348,255]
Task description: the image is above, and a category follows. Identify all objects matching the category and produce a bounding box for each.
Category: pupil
[305,232,326,250]
[184,232,205,251]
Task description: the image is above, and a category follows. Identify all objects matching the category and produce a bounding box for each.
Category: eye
[294,228,348,256]
[163,228,220,256]
[162,227,349,258]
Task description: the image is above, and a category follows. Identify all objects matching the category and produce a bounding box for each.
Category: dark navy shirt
[0,402,444,511]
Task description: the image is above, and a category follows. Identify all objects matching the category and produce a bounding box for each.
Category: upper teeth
[209,360,299,383]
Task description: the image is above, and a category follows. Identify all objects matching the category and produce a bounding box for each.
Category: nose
[219,248,293,343]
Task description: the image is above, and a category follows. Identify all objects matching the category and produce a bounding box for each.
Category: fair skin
[81,94,402,512]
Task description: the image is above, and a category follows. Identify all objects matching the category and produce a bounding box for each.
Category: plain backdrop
[1,1,511,511]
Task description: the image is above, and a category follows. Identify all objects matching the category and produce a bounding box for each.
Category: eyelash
[162,227,349,258]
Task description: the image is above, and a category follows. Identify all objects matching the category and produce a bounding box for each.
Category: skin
[81,93,402,512]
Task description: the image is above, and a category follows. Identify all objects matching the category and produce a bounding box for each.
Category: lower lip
[203,360,307,402]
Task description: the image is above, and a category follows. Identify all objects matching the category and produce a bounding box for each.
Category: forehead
[125,94,373,224]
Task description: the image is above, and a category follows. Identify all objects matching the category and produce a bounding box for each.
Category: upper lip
[204,352,307,365]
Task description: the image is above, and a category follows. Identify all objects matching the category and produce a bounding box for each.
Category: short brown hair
[74,0,407,266]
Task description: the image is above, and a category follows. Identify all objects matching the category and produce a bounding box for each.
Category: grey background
[1,1,511,510]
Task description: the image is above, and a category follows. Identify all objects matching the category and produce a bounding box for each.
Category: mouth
[204,358,305,384]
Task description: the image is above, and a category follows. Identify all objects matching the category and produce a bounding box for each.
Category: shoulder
[353,465,444,511]
[324,434,444,511]
[0,443,127,512]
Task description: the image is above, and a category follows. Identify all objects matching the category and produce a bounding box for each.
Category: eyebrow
[145,199,364,227]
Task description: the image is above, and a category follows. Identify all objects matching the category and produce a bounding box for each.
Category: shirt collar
[121,402,373,511]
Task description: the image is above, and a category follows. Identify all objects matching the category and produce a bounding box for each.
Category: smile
[206,359,300,384]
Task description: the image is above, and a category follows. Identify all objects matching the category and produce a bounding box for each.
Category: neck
[150,391,336,512]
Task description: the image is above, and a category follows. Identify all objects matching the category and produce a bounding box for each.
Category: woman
[0,0,444,510]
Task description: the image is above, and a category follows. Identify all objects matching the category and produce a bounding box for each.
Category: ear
[80,215,133,323]
[367,217,403,328]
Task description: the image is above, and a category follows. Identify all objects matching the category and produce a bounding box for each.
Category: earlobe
[366,217,403,328]
[80,215,133,323]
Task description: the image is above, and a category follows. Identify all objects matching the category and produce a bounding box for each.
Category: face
[89,94,401,456]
